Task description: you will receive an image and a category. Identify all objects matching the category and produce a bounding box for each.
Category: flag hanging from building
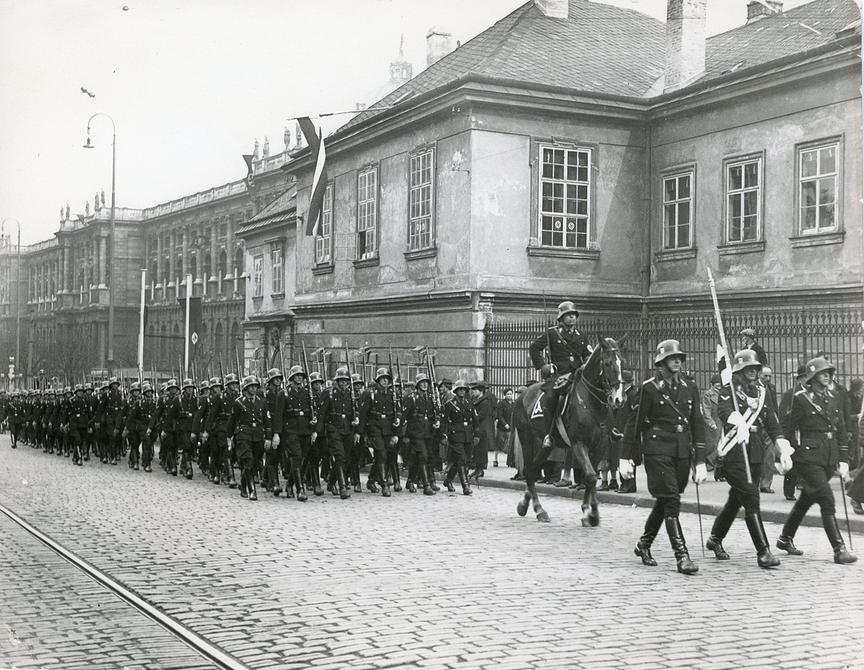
[297,117,327,237]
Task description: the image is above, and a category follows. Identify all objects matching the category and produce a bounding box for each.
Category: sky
[0,0,818,245]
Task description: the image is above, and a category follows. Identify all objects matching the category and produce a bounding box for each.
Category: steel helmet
[129,382,141,392]
[241,374,261,391]
[266,368,284,384]
[165,378,179,391]
[109,376,120,387]
[453,379,470,392]
[333,367,350,382]
[804,357,835,384]
[732,349,762,373]
[414,373,430,386]
[224,373,239,386]
[209,376,223,389]
[198,380,210,392]
[141,382,153,394]
[182,378,196,390]
[351,373,364,385]
[556,301,579,320]
[654,339,686,365]
[308,371,323,384]
[74,384,84,393]
[287,365,305,381]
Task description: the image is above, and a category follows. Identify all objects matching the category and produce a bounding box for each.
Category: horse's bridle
[580,341,623,406]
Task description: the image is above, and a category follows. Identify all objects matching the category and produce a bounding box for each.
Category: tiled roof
[335,0,860,137]
[238,187,296,236]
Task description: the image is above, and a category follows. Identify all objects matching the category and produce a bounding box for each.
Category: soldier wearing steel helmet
[155,379,181,476]
[621,339,706,575]
[282,365,317,501]
[204,377,236,487]
[228,375,272,501]
[776,356,856,564]
[175,379,198,479]
[304,371,326,496]
[193,380,212,478]
[442,379,478,495]
[122,382,143,470]
[67,384,90,465]
[263,368,286,496]
[316,367,356,499]
[528,300,591,454]
[706,349,785,569]
[358,367,400,497]
[402,372,440,495]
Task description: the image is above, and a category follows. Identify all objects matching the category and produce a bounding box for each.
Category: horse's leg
[572,441,600,527]
[517,486,530,517]
[531,478,550,522]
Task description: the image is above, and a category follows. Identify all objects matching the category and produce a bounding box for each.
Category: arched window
[231,321,241,373]
[203,252,212,279]
[190,254,197,280]
[214,321,224,363]
[218,249,227,278]
[234,246,244,274]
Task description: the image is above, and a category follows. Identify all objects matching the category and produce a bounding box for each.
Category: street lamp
[83,113,116,371]
[1,218,21,390]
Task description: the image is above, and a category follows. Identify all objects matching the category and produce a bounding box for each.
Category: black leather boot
[706,535,730,560]
[239,472,248,498]
[458,466,472,496]
[338,465,351,499]
[248,472,258,501]
[444,463,457,492]
[776,535,803,555]
[745,513,780,568]
[666,517,698,575]
[353,464,362,494]
[822,513,858,564]
[391,463,402,492]
[427,465,440,492]
[379,464,391,497]
[420,469,435,496]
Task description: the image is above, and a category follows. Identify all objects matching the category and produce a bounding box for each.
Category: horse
[512,336,626,526]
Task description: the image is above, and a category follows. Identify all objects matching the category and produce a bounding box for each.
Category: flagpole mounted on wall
[184,274,192,379]
[138,269,146,385]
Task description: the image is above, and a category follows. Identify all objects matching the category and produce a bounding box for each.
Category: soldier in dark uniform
[228,375,272,501]
[67,385,90,465]
[359,367,400,497]
[137,382,157,472]
[156,379,181,476]
[282,365,316,501]
[776,357,857,564]
[402,373,439,496]
[443,379,478,495]
[176,379,197,479]
[705,349,784,568]
[316,367,355,500]
[621,339,706,575]
[469,381,495,482]
[204,377,236,488]
[122,382,143,470]
[263,368,286,495]
[303,371,326,496]
[103,377,125,465]
[193,380,211,478]
[528,301,591,454]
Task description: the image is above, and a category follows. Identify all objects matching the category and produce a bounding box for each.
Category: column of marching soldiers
[0,358,485,501]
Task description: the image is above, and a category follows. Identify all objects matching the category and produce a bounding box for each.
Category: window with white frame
[357,167,378,259]
[315,184,333,265]
[799,142,839,234]
[726,157,761,243]
[252,254,263,298]
[539,146,591,249]
[271,244,283,294]
[408,149,434,251]
[662,172,693,249]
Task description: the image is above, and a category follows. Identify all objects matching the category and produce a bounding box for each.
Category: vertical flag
[297,117,327,237]
[716,344,732,386]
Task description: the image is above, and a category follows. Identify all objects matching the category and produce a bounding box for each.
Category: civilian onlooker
[849,378,863,471]
[758,366,779,494]
[507,385,527,479]
[469,381,495,481]
[495,388,514,467]
[740,328,767,366]
[702,374,723,479]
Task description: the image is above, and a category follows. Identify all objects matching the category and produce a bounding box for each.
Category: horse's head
[596,335,625,410]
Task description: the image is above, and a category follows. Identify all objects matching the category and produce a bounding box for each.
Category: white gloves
[618,458,634,480]
[693,462,708,485]
[727,411,750,445]
[839,462,851,483]
[271,433,280,448]
[776,438,794,474]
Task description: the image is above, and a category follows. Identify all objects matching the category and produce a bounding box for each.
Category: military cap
[654,339,686,365]
[470,380,487,390]
[556,300,579,320]
[266,367,284,384]
[74,384,84,392]
[439,377,453,387]
[732,349,762,373]
[804,357,834,384]
[740,328,757,338]
[109,376,120,387]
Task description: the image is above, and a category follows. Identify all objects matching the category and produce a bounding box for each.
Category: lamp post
[2,218,21,389]
[83,113,116,371]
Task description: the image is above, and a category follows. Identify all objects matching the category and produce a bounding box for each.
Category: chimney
[426,27,454,67]
[534,0,569,19]
[664,0,707,92]
[746,0,782,22]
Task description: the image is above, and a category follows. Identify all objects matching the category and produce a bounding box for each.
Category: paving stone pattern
[1,437,863,670]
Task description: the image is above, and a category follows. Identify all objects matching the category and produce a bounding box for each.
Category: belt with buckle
[651,424,685,433]
[803,430,833,439]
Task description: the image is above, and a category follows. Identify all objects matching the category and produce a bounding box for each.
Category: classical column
[61,244,69,293]
[98,235,107,287]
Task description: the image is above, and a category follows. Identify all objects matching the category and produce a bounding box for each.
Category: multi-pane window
[726,158,761,243]
[663,172,693,249]
[271,245,283,294]
[799,142,839,233]
[252,254,263,298]
[357,167,377,259]
[539,146,591,249]
[315,184,333,265]
[408,149,434,251]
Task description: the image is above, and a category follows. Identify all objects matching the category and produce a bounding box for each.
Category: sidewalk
[473,453,864,534]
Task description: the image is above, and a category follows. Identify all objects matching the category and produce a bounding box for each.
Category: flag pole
[138,269,146,385]
[184,273,192,379]
[707,268,752,484]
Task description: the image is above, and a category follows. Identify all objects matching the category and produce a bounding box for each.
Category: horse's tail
[513,429,524,474]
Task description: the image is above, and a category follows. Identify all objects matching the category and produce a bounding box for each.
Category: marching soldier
[155,379,181,476]
[621,339,706,575]
[228,375,272,501]
[194,380,211,478]
[316,367,355,499]
[304,371,326,496]
[263,368,286,496]
[776,357,857,564]
[705,350,783,568]
[67,385,90,465]
[348,372,367,492]
[176,379,197,479]
[204,377,237,488]
[528,301,591,454]
[282,365,317,501]
[402,373,439,496]
[442,379,477,495]
[359,367,400,497]
[123,382,143,470]
[103,377,124,465]
[136,382,157,472]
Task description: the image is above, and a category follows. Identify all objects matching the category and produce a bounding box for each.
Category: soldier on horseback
[528,301,591,455]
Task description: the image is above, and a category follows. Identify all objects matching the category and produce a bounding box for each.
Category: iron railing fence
[484,307,863,397]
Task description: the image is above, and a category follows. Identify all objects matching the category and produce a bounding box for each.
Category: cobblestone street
[1,436,863,670]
